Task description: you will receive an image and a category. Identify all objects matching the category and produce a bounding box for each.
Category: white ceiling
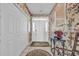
[26,3,55,15]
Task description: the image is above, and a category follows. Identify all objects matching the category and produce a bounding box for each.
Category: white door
[32,20,48,42]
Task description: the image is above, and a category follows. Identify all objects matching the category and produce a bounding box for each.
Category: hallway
[0,3,79,56]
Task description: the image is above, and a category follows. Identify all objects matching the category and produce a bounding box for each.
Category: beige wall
[49,3,65,33]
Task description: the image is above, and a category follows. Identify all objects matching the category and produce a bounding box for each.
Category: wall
[49,3,65,32]
[0,4,1,55]
[0,3,30,56]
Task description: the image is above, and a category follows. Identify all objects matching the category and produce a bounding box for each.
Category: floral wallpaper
[50,3,79,56]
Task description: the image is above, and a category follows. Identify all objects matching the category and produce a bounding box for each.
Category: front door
[32,20,48,42]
